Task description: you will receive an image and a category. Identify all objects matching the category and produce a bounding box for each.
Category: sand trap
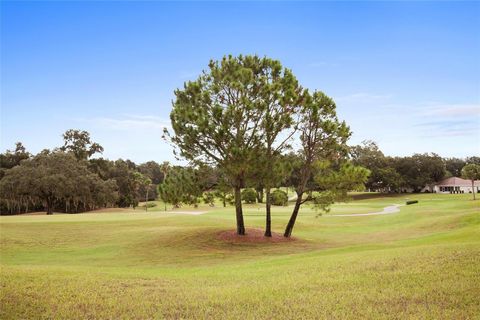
[326,204,402,217]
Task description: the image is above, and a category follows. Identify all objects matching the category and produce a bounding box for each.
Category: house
[425,177,480,194]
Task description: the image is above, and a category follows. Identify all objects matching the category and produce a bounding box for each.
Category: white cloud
[423,104,480,117]
[80,114,171,131]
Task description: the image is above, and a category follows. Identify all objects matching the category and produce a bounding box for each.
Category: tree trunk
[222,195,226,207]
[284,192,303,238]
[145,187,149,212]
[234,186,246,235]
[256,188,263,203]
[472,180,476,200]
[46,197,53,215]
[264,187,272,237]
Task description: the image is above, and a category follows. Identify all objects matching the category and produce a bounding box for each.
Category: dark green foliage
[60,129,104,160]
[109,160,143,208]
[312,161,370,212]
[351,141,403,192]
[241,188,257,204]
[406,200,418,205]
[461,164,480,200]
[444,158,467,177]
[158,166,202,208]
[393,153,446,192]
[203,192,215,207]
[283,91,357,237]
[271,189,288,206]
[0,142,30,170]
[138,161,164,185]
[169,55,303,234]
[0,152,117,214]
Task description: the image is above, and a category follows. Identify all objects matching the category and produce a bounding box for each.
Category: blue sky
[1,1,479,163]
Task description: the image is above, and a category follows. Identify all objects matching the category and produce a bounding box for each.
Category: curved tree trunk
[284,192,303,237]
[264,187,272,237]
[234,186,246,235]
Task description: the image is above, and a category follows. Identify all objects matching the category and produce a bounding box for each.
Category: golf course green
[1,193,479,319]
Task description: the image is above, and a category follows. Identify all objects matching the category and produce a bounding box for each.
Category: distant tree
[138,161,164,184]
[169,55,288,235]
[466,156,480,165]
[271,189,288,206]
[351,141,397,192]
[60,129,104,160]
[444,158,467,177]
[241,188,257,204]
[135,173,152,211]
[160,162,170,181]
[0,142,30,172]
[109,160,142,208]
[158,169,184,208]
[0,152,117,214]
[376,167,404,192]
[158,166,202,208]
[214,174,233,207]
[196,165,219,191]
[393,153,446,192]
[461,164,480,200]
[88,158,114,180]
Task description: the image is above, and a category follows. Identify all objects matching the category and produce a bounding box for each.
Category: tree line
[0,130,168,215]
[351,140,480,193]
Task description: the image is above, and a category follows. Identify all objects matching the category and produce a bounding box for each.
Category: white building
[427,177,480,194]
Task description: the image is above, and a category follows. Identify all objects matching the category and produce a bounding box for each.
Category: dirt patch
[217,228,296,243]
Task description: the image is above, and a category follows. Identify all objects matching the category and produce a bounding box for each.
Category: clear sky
[1,1,479,163]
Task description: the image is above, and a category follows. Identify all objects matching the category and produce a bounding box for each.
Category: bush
[241,188,257,204]
[271,189,288,206]
[406,200,418,205]
[142,202,157,208]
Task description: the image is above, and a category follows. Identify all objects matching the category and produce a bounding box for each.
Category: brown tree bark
[264,187,272,237]
[234,186,246,235]
[46,197,53,215]
[284,192,303,237]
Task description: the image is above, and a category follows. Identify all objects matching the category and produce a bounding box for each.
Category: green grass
[1,193,479,319]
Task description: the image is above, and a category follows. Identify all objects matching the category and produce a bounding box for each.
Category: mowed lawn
[1,193,479,319]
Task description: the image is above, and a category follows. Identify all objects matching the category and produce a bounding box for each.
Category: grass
[1,193,479,319]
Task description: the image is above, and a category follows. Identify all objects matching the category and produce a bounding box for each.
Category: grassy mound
[1,193,479,319]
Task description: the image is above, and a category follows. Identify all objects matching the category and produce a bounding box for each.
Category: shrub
[143,202,157,208]
[406,200,418,205]
[241,188,257,204]
[271,189,288,206]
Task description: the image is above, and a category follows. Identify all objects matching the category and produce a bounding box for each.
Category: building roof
[436,177,480,187]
